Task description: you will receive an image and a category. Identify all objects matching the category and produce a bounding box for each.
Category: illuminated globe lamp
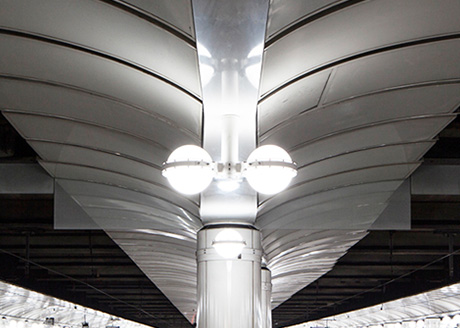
[244,145,297,195]
[162,145,214,195]
[212,228,246,259]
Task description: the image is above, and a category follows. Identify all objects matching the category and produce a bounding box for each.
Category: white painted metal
[266,0,344,39]
[193,0,269,222]
[261,267,273,328]
[107,230,198,322]
[262,0,460,95]
[197,226,262,328]
[120,0,196,38]
[0,280,155,328]
[1,0,460,323]
[290,281,460,328]
[263,229,367,308]
[0,0,200,95]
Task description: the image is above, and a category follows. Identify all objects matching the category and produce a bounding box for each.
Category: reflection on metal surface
[107,230,197,322]
[264,229,367,308]
[261,0,460,96]
[0,0,201,95]
[192,0,269,222]
[0,280,155,328]
[290,281,460,328]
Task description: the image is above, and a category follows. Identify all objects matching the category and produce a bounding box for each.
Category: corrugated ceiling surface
[1,0,460,323]
[0,0,201,322]
[258,0,460,308]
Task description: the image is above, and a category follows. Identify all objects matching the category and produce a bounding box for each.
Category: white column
[261,267,272,328]
[425,318,441,328]
[197,225,262,328]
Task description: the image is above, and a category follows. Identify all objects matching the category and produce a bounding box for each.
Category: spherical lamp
[162,145,213,195]
[245,145,297,195]
[212,229,246,259]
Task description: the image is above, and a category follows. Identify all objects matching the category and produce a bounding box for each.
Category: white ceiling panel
[323,41,460,105]
[107,230,197,322]
[75,195,200,230]
[296,141,434,176]
[40,161,198,211]
[296,282,460,328]
[266,0,344,39]
[0,79,198,148]
[0,280,154,328]
[265,229,367,308]
[30,141,163,183]
[266,116,454,159]
[259,181,403,218]
[4,113,170,167]
[257,163,420,222]
[1,0,459,323]
[261,0,460,95]
[0,0,200,95]
[260,84,460,144]
[120,0,195,38]
[0,34,201,135]
[259,192,391,231]
[258,70,330,136]
[56,179,199,222]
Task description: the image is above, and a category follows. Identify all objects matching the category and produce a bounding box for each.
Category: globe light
[245,145,297,195]
[162,145,213,195]
[217,179,241,192]
[212,229,246,259]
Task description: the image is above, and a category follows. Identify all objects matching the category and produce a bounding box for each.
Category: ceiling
[1,1,460,327]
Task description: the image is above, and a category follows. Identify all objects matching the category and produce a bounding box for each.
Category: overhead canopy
[1,0,459,323]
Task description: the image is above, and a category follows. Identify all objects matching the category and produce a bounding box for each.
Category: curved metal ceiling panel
[296,142,434,178]
[265,116,454,162]
[75,195,199,230]
[4,112,169,167]
[0,3,201,322]
[261,0,460,95]
[264,229,367,308]
[0,280,155,328]
[0,78,198,148]
[107,230,197,323]
[259,0,460,306]
[258,70,330,136]
[266,0,343,39]
[323,41,460,105]
[259,191,391,230]
[0,0,200,95]
[1,0,459,323]
[259,181,403,218]
[298,282,460,328]
[259,83,460,140]
[56,180,199,222]
[31,141,163,183]
[41,161,197,211]
[0,34,201,135]
[257,164,417,230]
[119,0,195,38]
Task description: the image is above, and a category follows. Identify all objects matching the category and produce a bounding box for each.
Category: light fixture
[162,145,214,195]
[212,229,246,259]
[162,144,296,195]
[217,179,241,192]
[245,145,297,195]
